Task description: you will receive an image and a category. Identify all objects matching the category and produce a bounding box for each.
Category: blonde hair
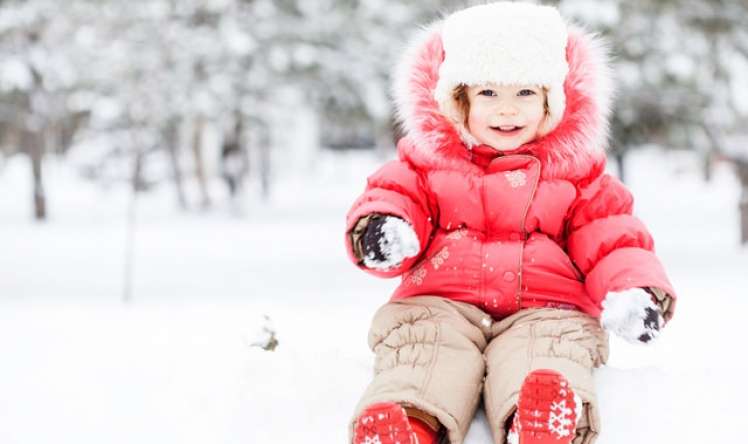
[452,84,471,127]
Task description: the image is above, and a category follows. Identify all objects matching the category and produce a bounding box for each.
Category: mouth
[490,125,524,136]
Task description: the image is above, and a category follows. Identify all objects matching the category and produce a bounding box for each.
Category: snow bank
[0,147,746,443]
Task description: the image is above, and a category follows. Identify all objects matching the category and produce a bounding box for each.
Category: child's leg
[349,296,492,444]
[482,308,609,444]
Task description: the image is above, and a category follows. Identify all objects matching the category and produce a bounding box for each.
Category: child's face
[466,83,547,151]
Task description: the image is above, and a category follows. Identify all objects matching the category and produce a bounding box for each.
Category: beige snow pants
[350,296,609,444]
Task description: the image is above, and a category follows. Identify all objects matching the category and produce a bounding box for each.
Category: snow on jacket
[344,24,677,320]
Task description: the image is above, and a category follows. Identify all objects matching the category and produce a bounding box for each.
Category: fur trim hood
[392,20,614,182]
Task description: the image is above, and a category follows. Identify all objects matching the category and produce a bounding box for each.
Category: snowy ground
[0,148,746,443]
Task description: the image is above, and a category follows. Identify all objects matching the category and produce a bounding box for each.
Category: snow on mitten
[360,215,419,270]
[600,288,664,344]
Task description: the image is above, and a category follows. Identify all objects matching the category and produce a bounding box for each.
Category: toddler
[344,3,676,444]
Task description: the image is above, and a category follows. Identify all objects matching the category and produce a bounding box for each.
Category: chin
[477,130,534,152]
[485,140,523,151]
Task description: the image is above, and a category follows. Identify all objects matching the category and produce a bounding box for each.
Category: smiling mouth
[490,125,524,135]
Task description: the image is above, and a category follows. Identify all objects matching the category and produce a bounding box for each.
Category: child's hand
[360,215,420,270]
[600,288,664,344]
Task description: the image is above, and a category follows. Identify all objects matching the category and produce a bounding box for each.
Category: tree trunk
[701,123,722,183]
[123,129,147,304]
[191,115,212,209]
[614,150,626,184]
[58,110,88,156]
[27,62,47,221]
[736,160,748,245]
[741,188,748,246]
[702,151,713,183]
[28,131,46,221]
[258,126,271,201]
[220,110,248,199]
[164,118,188,210]
[131,140,147,193]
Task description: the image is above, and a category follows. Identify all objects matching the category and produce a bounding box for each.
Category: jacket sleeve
[565,173,677,321]
[344,159,435,278]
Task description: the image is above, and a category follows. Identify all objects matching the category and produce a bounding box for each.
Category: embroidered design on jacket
[445,228,468,240]
[407,267,427,286]
[505,170,527,188]
[430,247,450,269]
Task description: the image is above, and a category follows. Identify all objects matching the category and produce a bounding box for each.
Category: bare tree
[737,160,748,245]
[163,117,188,210]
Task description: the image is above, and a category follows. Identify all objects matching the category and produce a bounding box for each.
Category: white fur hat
[434,2,569,145]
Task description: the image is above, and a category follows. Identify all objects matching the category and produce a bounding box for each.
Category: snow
[665,53,696,81]
[363,216,420,270]
[507,426,518,444]
[600,288,662,344]
[250,315,278,351]
[721,134,748,160]
[559,0,619,27]
[0,57,33,91]
[0,147,747,443]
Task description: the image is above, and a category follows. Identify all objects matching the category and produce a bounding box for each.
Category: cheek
[523,102,546,127]
[466,110,478,132]
[468,102,492,127]
[467,105,480,127]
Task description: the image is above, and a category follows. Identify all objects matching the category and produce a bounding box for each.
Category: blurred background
[0,1,747,442]
[2,0,747,221]
[2,0,746,299]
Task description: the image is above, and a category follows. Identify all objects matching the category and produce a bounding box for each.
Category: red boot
[507,369,581,444]
[353,402,439,444]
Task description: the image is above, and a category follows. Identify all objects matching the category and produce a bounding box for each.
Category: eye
[478,89,496,97]
[517,89,536,97]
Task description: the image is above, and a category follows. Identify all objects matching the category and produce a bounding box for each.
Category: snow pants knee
[350,297,609,444]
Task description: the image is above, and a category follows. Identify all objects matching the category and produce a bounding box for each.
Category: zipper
[479,176,487,310]
[481,154,540,313]
[516,156,541,312]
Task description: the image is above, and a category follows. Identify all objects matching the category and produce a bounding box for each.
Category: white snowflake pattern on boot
[506,369,581,444]
[548,399,574,438]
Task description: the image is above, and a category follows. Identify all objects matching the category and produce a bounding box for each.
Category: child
[344,3,676,444]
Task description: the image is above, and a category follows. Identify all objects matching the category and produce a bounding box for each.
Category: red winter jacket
[344,26,676,320]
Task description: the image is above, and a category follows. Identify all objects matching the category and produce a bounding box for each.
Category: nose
[495,101,518,116]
